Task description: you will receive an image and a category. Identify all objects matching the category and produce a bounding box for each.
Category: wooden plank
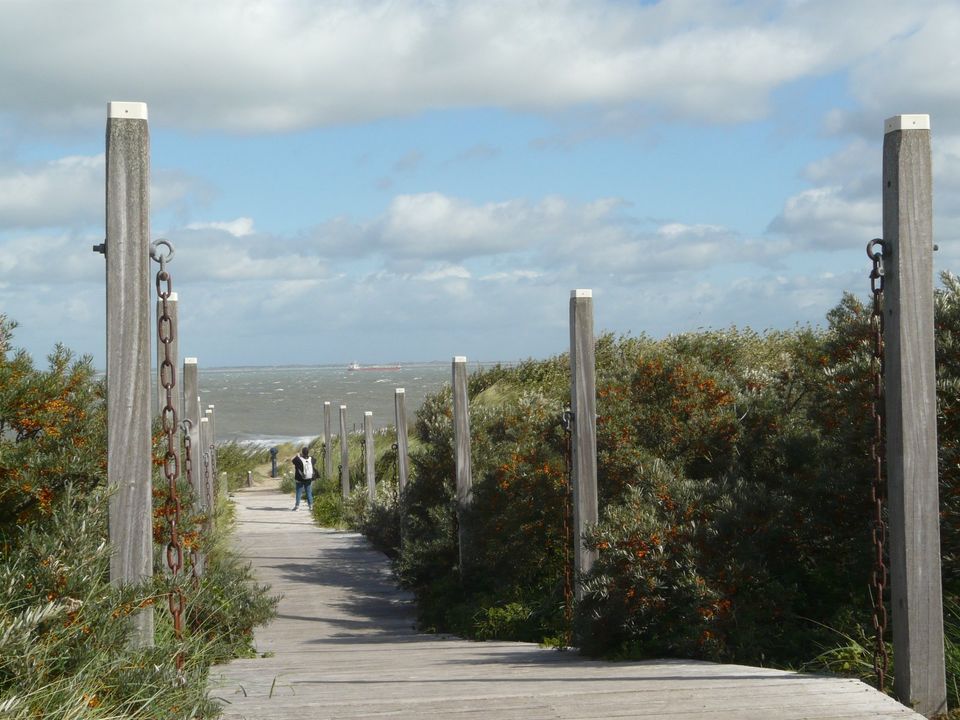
[569,290,598,596]
[882,113,947,717]
[105,100,153,646]
[209,489,924,720]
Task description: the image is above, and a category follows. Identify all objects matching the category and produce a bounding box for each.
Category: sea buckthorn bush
[373,277,960,701]
[0,315,276,718]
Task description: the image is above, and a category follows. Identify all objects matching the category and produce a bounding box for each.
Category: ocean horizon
[165,359,516,447]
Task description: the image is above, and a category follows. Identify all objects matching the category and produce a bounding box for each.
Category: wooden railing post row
[570,290,598,600]
[323,401,333,480]
[394,388,409,493]
[339,405,350,499]
[452,356,473,573]
[364,411,375,501]
[104,100,154,646]
[882,114,947,717]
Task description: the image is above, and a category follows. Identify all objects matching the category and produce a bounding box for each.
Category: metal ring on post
[150,238,175,265]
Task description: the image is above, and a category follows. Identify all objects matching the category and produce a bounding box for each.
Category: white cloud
[186,217,256,237]
[0,0,943,134]
[0,154,201,231]
[0,156,103,229]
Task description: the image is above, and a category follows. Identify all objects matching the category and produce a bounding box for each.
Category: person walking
[292,445,317,510]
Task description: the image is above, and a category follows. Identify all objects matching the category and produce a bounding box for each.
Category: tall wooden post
[104,100,153,646]
[156,292,178,417]
[570,289,598,599]
[182,359,204,511]
[882,114,947,717]
[395,388,409,493]
[323,401,333,480]
[339,405,350,499]
[452,356,472,571]
[364,411,376,501]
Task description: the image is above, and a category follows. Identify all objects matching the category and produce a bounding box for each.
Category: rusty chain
[181,419,201,586]
[561,409,574,647]
[867,238,889,692]
[151,238,185,671]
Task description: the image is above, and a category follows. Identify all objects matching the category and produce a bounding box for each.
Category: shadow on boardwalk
[208,488,921,720]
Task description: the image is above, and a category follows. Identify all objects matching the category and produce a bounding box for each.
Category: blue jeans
[294,480,314,508]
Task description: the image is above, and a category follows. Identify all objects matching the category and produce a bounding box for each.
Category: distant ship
[347,362,401,371]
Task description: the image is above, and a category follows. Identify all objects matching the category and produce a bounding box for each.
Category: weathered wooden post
[570,289,598,599]
[452,356,473,571]
[882,114,947,717]
[339,405,350,499]
[200,416,213,514]
[323,401,333,480]
[182,358,203,507]
[364,411,376,502]
[246,471,252,488]
[102,100,153,646]
[156,292,178,417]
[206,406,224,500]
[181,357,204,575]
[395,388,409,493]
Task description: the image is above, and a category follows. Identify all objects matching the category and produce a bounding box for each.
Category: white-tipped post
[452,356,472,573]
[570,289,598,600]
[339,405,350,499]
[882,113,946,716]
[323,401,333,480]
[105,99,153,646]
[364,411,376,502]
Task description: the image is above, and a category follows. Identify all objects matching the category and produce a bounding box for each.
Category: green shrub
[0,315,277,718]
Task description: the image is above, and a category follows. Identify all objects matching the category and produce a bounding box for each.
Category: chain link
[561,409,574,647]
[181,419,201,586]
[867,238,889,693]
[152,239,185,672]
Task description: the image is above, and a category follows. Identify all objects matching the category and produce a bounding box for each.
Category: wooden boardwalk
[208,488,922,720]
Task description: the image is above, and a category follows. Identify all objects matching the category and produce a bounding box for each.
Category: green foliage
[0,315,106,543]
[353,276,960,697]
[0,315,277,718]
[216,442,270,492]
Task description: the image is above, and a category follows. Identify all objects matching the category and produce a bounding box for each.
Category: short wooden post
[452,356,472,571]
[364,411,376,501]
[199,417,213,513]
[395,388,409,493]
[570,289,599,599]
[156,292,179,417]
[181,357,205,575]
[882,114,947,717]
[246,471,252,488]
[339,405,350,499]
[182,358,203,506]
[104,100,153,646]
[206,406,224,500]
[323,401,333,480]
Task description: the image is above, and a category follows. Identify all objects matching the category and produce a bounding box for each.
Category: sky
[1,0,959,368]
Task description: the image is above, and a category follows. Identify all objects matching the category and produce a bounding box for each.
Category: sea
[190,361,499,448]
